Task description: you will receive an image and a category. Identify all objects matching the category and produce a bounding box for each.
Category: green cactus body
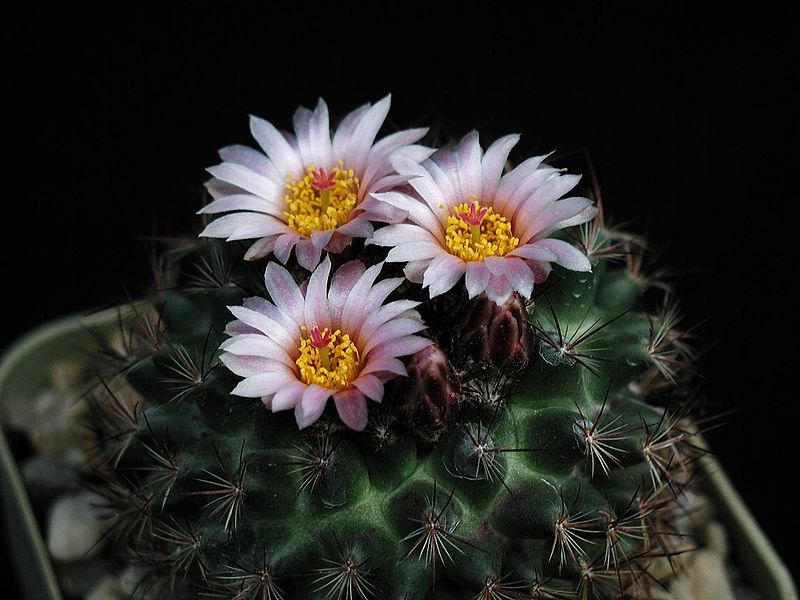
[88,236,698,600]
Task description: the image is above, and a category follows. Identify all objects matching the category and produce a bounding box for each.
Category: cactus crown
[85,98,705,599]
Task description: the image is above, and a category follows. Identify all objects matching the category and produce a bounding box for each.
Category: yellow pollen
[296,326,361,390]
[284,162,360,236]
[445,201,519,261]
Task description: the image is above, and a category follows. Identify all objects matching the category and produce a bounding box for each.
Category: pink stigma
[311,168,336,191]
[457,201,489,227]
[309,326,332,348]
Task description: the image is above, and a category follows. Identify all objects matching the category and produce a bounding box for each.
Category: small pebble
[47,492,106,561]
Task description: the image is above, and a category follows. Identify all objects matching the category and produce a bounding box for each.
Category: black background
[4,3,796,593]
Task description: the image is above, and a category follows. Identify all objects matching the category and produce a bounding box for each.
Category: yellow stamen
[284,162,360,236]
[445,201,519,261]
[297,326,360,390]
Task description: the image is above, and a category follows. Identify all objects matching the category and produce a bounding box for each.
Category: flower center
[284,162,360,236]
[445,200,519,261]
[296,325,361,390]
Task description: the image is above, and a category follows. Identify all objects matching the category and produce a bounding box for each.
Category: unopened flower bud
[456,293,534,372]
[404,343,460,426]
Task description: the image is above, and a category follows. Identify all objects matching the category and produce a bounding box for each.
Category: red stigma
[457,201,489,227]
[311,168,336,191]
[309,326,332,348]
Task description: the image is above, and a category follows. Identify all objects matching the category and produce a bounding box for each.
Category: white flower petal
[206,163,278,199]
[227,305,296,349]
[346,94,391,176]
[385,241,444,263]
[481,134,520,200]
[273,232,301,264]
[308,98,334,168]
[219,144,280,181]
[362,318,427,356]
[271,380,306,412]
[333,389,368,431]
[249,115,303,178]
[465,261,491,298]
[304,256,332,328]
[455,131,483,201]
[423,254,466,298]
[294,239,324,271]
[528,239,591,271]
[295,385,332,429]
[232,371,296,398]
[353,374,384,403]
[264,262,305,327]
[219,354,286,378]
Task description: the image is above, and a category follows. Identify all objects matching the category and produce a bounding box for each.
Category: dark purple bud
[456,293,534,372]
[404,343,460,426]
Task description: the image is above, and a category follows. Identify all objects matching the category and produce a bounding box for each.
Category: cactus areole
[88,97,702,599]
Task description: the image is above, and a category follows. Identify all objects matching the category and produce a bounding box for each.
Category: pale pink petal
[508,244,559,262]
[481,134,520,199]
[294,239,324,271]
[228,305,297,348]
[369,335,434,361]
[455,131,482,200]
[370,191,444,239]
[360,299,422,341]
[220,335,294,365]
[244,236,278,261]
[385,242,445,263]
[465,261,491,298]
[371,223,440,247]
[332,103,370,158]
[361,277,405,320]
[361,318,427,355]
[528,239,591,271]
[273,232,301,264]
[425,154,458,208]
[199,194,284,219]
[205,178,241,200]
[353,374,384,403]
[494,153,553,214]
[404,259,432,283]
[539,204,598,234]
[335,217,373,239]
[526,260,552,283]
[423,254,467,298]
[340,262,383,334]
[224,321,259,336]
[308,98,334,168]
[231,371,297,397]
[292,105,314,167]
[304,256,332,328]
[219,354,287,378]
[485,274,514,305]
[206,163,279,199]
[270,380,306,412]
[328,261,366,325]
[264,262,305,326]
[333,389,368,431]
[499,168,559,220]
[511,173,582,226]
[219,144,281,181]
[518,197,595,243]
[360,357,408,378]
[242,296,298,333]
[346,94,391,176]
[311,229,335,249]
[201,213,290,242]
[249,115,303,178]
[503,257,536,299]
[389,155,450,219]
[294,385,332,429]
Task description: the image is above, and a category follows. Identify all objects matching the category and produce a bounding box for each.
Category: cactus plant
[84,97,704,599]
